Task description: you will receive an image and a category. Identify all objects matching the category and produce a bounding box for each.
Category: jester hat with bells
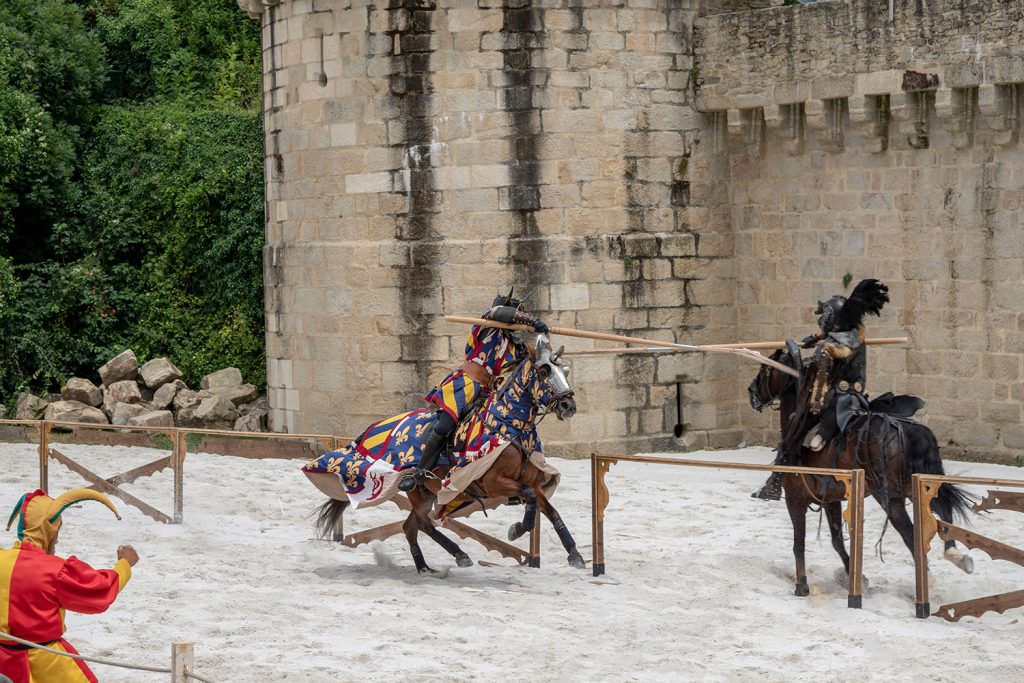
[6,489,121,549]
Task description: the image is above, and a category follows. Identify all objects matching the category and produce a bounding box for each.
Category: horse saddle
[867,392,925,418]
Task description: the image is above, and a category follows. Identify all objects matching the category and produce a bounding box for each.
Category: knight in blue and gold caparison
[398,288,548,492]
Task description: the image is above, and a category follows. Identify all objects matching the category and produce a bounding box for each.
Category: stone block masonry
[242,0,1022,461]
[696,0,1024,460]
[243,0,735,455]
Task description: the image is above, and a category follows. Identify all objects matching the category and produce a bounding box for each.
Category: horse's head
[532,334,576,420]
[748,345,800,412]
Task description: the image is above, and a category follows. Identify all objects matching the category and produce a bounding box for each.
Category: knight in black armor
[752,279,890,501]
[398,289,547,492]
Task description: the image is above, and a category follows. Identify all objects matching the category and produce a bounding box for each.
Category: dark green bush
[0,0,264,400]
[79,102,265,385]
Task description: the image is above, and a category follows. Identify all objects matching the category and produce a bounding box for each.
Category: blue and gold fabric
[303,410,441,507]
[424,370,481,421]
[424,317,526,419]
[446,358,553,473]
[305,358,556,508]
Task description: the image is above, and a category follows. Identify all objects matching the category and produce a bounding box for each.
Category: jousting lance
[444,315,803,378]
[564,337,910,355]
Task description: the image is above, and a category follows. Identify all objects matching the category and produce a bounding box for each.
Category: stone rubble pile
[9,349,267,432]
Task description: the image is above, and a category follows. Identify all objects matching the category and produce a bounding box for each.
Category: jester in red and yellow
[1,488,139,683]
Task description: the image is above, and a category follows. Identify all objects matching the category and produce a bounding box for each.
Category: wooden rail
[911,473,1024,620]
[591,452,866,609]
[0,418,536,567]
[0,418,353,524]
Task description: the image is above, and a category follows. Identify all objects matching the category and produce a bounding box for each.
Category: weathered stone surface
[237,396,269,417]
[127,410,175,428]
[98,350,138,385]
[238,0,1024,460]
[139,358,183,389]
[172,389,213,427]
[194,395,238,429]
[44,400,108,425]
[233,411,268,433]
[200,367,243,390]
[173,388,210,411]
[63,378,103,407]
[152,380,186,410]
[111,402,149,425]
[15,393,48,420]
[107,380,142,405]
[209,384,260,406]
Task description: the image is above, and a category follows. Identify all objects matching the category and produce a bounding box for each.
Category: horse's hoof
[794,583,810,597]
[417,566,434,575]
[508,522,526,541]
[455,554,473,568]
[944,547,975,574]
[567,550,586,569]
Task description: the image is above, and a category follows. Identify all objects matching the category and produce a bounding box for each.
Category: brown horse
[748,347,974,597]
[315,336,586,573]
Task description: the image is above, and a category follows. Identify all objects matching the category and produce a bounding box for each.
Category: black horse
[748,347,974,597]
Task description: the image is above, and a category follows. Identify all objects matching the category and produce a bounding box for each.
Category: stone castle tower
[239,0,1024,461]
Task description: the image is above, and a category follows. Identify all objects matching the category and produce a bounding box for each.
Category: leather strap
[460,361,492,387]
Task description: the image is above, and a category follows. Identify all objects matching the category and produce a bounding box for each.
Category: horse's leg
[423,526,473,568]
[507,486,537,541]
[402,510,431,574]
[410,488,473,568]
[882,495,916,556]
[784,476,810,596]
[931,487,975,574]
[824,499,850,574]
[533,487,586,569]
[941,539,974,574]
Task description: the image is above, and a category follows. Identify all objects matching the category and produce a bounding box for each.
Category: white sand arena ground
[1,441,1022,682]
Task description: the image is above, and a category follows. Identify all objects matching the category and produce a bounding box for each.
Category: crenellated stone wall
[696,0,1024,460]
[242,0,1024,462]
[242,0,739,455]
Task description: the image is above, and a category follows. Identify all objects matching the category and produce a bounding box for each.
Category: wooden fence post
[173,431,185,524]
[528,499,542,568]
[171,642,194,683]
[846,469,865,609]
[38,421,50,492]
[911,474,931,618]
[591,453,603,577]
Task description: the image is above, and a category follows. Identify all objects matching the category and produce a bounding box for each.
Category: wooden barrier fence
[0,418,540,566]
[591,452,867,608]
[0,418,351,524]
[912,472,1024,620]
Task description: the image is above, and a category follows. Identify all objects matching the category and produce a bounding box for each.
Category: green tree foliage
[0,0,265,403]
[0,0,103,252]
[87,0,260,107]
[79,103,265,385]
[0,0,105,123]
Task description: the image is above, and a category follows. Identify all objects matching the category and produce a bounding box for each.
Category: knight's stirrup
[398,470,424,492]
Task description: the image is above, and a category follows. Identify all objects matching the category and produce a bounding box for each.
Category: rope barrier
[0,632,213,683]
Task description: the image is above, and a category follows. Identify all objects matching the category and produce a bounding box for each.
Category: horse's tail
[315,498,350,541]
[902,421,973,525]
[934,482,974,525]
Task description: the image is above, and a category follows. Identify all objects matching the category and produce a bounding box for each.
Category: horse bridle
[753,363,781,411]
